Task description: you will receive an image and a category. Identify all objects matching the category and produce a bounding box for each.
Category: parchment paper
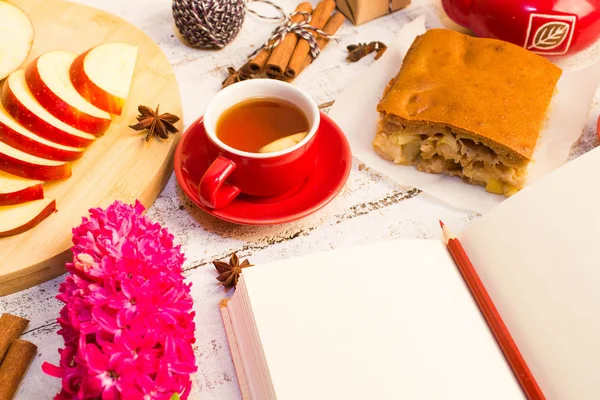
[329,16,600,214]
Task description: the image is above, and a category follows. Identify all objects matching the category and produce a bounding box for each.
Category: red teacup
[199,79,320,209]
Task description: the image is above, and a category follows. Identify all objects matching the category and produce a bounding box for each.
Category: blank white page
[460,147,600,400]
[242,239,523,400]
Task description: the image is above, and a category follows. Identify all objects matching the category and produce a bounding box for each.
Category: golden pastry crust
[377,29,562,162]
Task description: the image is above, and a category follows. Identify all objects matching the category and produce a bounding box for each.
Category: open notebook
[221,147,600,400]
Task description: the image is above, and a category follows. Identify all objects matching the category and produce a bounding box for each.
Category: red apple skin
[0,199,55,237]
[25,57,111,136]
[1,80,95,148]
[0,184,43,206]
[0,117,84,161]
[70,50,125,116]
[0,150,71,181]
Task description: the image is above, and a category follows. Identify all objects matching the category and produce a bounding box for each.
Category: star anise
[213,252,253,290]
[222,64,252,88]
[129,105,180,142]
[346,41,387,62]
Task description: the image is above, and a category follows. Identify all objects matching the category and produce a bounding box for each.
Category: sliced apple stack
[0,102,85,161]
[2,70,96,147]
[0,139,71,181]
[26,50,112,135]
[0,168,55,236]
[0,41,138,237]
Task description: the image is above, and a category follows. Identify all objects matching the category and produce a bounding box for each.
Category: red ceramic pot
[199,79,320,209]
[442,0,600,57]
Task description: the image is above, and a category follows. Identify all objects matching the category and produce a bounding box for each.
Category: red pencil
[439,220,545,400]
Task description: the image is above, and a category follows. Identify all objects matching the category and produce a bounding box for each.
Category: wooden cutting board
[0,0,183,295]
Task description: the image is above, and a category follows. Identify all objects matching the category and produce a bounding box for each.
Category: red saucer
[174,113,352,225]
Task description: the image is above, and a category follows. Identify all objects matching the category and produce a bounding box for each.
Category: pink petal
[169,362,197,375]
[80,374,103,397]
[109,352,130,369]
[82,343,108,373]
[62,371,82,396]
[135,374,155,392]
[101,384,119,400]
[42,362,63,378]
[164,335,176,358]
[92,308,119,334]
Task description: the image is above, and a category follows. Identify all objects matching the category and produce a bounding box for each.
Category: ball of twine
[172,0,246,49]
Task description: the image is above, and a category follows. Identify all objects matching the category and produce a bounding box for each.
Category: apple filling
[373,123,526,196]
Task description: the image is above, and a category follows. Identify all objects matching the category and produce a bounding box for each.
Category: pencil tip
[439,220,445,228]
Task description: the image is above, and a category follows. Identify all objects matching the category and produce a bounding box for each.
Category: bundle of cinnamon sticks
[0,314,37,400]
[224,0,344,87]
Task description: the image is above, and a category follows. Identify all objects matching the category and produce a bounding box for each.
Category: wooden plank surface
[2,0,600,398]
[0,0,183,295]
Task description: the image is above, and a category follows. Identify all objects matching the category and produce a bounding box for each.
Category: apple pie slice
[374,29,562,196]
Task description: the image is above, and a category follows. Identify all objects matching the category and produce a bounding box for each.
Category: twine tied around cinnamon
[249,10,335,61]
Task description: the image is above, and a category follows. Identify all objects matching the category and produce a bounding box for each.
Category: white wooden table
[1,0,599,398]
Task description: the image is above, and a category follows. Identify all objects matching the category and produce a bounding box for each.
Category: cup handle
[198,155,241,209]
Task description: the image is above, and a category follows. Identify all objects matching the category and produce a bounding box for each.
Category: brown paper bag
[336,0,411,25]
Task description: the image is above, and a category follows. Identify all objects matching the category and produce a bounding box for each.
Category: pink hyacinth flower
[43,200,196,400]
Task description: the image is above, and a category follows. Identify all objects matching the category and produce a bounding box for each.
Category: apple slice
[70,43,138,116]
[0,2,34,81]
[258,131,309,153]
[0,197,55,237]
[1,71,95,148]
[0,139,71,181]
[0,102,84,161]
[26,50,112,135]
[0,170,42,206]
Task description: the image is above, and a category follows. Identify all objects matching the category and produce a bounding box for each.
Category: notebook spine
[220,300,252,400]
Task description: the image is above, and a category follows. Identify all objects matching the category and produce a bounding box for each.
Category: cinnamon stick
[293,12,345,79]
[248,46,272,75]
[265,2,313,79]
[284,0,336,80]
[0,340,37,400]
[0,314,28,365]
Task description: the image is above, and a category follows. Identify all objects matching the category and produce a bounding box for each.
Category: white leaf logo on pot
[529,22,570,50]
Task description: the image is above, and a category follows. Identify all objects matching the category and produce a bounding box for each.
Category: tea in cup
[200,79,320,209]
